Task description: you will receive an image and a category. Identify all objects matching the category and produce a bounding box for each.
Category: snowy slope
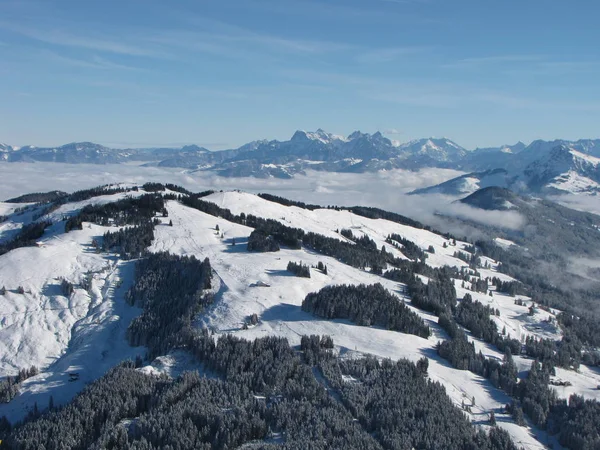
[410,169,512,196]
[203,191,475,270]
[2,187,599,448]
[146,198,579,449]
[0,221,145,421]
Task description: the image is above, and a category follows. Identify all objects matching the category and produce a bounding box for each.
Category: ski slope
[0,221,145,422]
[1,187,599,449]
[148,199,569,449]
[204,191,477,270]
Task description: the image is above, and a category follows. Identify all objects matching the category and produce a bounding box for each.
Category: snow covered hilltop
[0,183,599,449]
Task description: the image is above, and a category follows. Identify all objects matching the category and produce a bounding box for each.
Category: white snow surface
[0,221,145,421]
[146,197,589,449]
[1,189,599,448]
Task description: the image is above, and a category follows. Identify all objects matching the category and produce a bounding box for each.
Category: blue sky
[0,0,598,149]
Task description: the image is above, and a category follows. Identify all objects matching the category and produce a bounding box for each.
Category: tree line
[302,283,431,338]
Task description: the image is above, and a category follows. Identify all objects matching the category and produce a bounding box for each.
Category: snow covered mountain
[0,131,465,174]
[396,137,467,163]
[523,145,600,193]
[473,142,527,155]
[1,184,600,448]
[415,141,600,196]
[3,134,600,195]
[410,168,514,196]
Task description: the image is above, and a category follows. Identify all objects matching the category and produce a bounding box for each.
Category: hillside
[0,184,599,449]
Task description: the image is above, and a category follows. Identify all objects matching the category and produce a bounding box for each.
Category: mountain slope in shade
[459,186,524,211]
[458,186,600,261]
[410,168,513,196]
[473,142,527,154]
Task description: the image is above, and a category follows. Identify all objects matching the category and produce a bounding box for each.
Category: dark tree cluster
[516,361,557,428]
[524,334,582,370]
[471,277,489,293]
[4,336,382,449]
[436,323,519,396]
[549,394,600,450]
[399,271,457,315]
[60,279,74,296]
[287,261,311,278]
[339,228,378,251]
[0,220,52,257]
[318,355,519,450]
[247,229,280,252]
[102,223,156,259]
[455,294,521,355]
[340,228,354,240]
[386,233,426,261]
[314,260,328,275]
[190,189,216,198]
[557,312,600,348]
[302,283,431,338]
[300,334,334,365]
[4,333,522,450]
[302,231,387,270]
[491,278,524,297]
[126,252,213,357]
[257,193,322,210]
[165,184,194,195]
[66,184,133,203]
[65,194,166,231]
[141,182,166,192]
[5,190,68,204]
[3,362,162,448]
[455,250,472,263]
[0,366,39,404]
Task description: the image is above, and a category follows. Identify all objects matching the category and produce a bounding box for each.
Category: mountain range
[2,131,600,195]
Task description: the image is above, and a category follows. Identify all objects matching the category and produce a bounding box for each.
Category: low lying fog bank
[0,162,557,236]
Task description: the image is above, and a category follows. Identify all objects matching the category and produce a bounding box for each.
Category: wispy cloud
[188,88,250,100]
[443,54,545,69]
[39,50,142,71]
[367,89,461,108]
[278,66,597,111]
[0,20,161,57]
[175,14,355,55]
[356,46,430,64]
[246,0,434,25]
